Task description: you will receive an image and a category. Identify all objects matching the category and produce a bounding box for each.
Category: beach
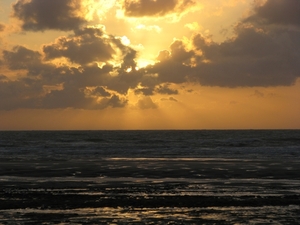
[1,157,300,224]
[0,130,300,224]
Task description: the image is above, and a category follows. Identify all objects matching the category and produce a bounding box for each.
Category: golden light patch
[82,0,116,21]
[184,22,202,31]
[120,35,131,46]
[125,67,132,73]
[134,24,162,33]
[136,58,155,68]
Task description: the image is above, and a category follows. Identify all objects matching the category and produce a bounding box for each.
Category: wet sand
[1,158,300,224]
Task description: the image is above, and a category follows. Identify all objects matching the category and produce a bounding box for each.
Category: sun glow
[120,36,131,46]
[83,0,116,21]
[136,59,155,69]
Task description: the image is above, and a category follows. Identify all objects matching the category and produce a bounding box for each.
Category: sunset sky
[0,0,299,130]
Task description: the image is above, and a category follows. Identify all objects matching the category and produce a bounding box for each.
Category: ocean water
[0,130,299,224]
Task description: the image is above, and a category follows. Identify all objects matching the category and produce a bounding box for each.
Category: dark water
[0,130,300,224]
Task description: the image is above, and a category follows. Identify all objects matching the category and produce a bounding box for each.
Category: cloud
[89,86,111,97]
[3,46,43,71]
[252,90,264,98]
[192,25,300,87]
[43,88,127,109]
[245,0,300,26]
[136,96,157,109]
[155,83,178,95]
[184,22,201,31]
[101,94,128,109]
[145,3,300,88]
[122,0,196,17]
[134,87,154,96]
[133,24,162,33]
[1,0,300,111]
[43,27,144,95]
[0,74,7,80]
[0,65,128,110]
[0,79,44,110]
[134,83,178,95]
[161,96,178,102]
[0,25,139,110]
[12,0,88,31]
[43,27,115,65]
[0,23,5,32]
[146,41,194,84]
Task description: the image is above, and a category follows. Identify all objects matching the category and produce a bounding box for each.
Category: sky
[0,0,299,130]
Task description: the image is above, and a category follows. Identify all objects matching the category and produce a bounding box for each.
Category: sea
[0,130,299,224]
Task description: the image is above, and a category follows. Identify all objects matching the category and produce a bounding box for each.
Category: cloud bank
[0,0,299,110]
[245,0,300,26]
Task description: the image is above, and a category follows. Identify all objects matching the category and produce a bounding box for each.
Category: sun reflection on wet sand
[1,205,300,224]
[1,156,300,223]
[0,130,299,224]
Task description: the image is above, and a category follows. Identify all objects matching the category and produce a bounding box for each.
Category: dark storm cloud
[122,0,196,17]
[12,0,87,31]
[146,2,300,87]
[2,0,300,111]
[146,41,194,84]
[190,25,300,87]
[43,27,143,94]
[42,86,127,110]
[2,45,68,83]
[40,65,128,109]
[0,78,45,110]
[43,27,114,64]
[0,62,128,110]
[3,46,42,71]
[145,52,190,87]
[245,0,300,26]
[0,26,138,110]
[41,26,146,95]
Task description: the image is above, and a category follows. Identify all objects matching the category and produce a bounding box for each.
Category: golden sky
[0,0,299,130]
